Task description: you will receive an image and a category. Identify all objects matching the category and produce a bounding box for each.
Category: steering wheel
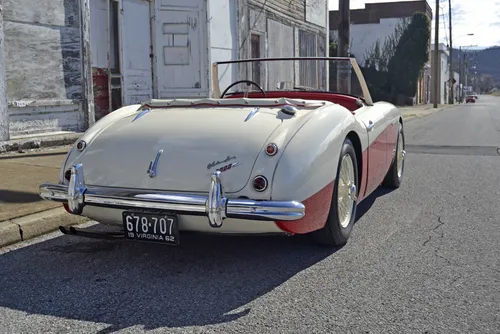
[220,80,268,98]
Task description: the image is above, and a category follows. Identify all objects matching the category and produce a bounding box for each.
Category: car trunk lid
[78,106,283,193]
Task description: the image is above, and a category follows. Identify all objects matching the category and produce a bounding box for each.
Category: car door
[355,104,393,198]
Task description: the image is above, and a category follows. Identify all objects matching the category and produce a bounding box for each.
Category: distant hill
[451,46,500,84]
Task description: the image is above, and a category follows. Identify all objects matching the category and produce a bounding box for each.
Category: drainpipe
[0,5,9,141]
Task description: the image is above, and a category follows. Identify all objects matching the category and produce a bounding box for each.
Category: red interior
[226,91,364,112]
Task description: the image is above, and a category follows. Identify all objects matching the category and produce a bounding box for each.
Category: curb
[401,105,454,123]
[0,207,89,247]
[0,132,83,154]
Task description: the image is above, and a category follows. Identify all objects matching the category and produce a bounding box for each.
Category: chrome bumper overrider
[39,164,305,228]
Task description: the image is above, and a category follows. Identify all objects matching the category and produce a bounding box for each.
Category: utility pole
[458,46,461,102]
[338,0,350,57]
[448,0,454,104]
[0,5,9,141]
[433,0,439,108]
[338,0,350,93]
[461,51,466,100]
[464,53,469,87]
[80,0,95,130]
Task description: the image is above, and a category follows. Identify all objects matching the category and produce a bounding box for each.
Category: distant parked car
[466,95,476,103]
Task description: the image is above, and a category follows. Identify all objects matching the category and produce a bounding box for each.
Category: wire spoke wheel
[397,132,405,179]
[337,153,356,228]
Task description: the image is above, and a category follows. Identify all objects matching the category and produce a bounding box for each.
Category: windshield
[212,57,373,105]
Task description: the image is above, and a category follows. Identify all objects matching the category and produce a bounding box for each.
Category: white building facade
[0,0,329,141]
[0,0,90,140]
[331,16,406,67]
[89,0,329,119]
[329,0,433,105]
[430,43,457,105]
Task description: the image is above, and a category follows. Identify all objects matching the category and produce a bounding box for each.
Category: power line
[441,8,448,46]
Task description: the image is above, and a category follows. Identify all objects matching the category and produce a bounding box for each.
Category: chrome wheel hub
[348,184,357,201]
[337,154,357,228]
[397,134,405,178]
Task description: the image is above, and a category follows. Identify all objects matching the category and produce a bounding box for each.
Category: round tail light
[76,140,86,151]
[265,143,278,156]
[253,175,268,192]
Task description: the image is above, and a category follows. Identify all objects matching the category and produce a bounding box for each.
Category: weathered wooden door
[153,0,209,98]
[120,0,153,105]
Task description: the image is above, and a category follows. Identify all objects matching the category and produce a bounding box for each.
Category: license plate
[122,211,179,245]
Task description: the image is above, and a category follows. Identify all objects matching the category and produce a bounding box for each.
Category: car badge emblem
[146,149,163,178]
[216,161,242,173]
[207,155,237,170]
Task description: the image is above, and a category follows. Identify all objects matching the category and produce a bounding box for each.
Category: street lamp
[449,33,474,104]
[457,43,478,102]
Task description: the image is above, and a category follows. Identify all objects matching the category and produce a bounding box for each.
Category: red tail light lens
[265,143,278,156]
[253,175,268,192]
[63,203,71,213]
[76,140,86,151]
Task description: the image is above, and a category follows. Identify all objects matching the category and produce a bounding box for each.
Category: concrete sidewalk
[399,103,453,122]
[0,146,88,247]
[0,131,83,154]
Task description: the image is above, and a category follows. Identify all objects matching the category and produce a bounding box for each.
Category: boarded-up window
[299,30,318,88]
[251,34,261,86]
[267,19,294,90]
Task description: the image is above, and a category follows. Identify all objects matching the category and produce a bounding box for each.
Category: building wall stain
[3,0,83,101]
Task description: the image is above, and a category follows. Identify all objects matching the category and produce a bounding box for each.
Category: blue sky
[328,0,500,48]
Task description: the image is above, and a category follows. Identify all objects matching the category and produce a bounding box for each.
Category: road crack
[432,216,445,231]
[424,214,459,266]
[423,215,445,246]
[435,252,455,266]
[450,276,463,286]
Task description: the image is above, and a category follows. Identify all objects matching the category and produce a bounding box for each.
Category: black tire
[312,138,359,247]
[382,122,405,188]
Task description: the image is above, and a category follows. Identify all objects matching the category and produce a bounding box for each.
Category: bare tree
[479,74,495,93]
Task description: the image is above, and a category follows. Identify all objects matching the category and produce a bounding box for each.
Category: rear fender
[233,106,323,199]
[270,105,366,234]
[271,105,366,202]
[59,104,142,184]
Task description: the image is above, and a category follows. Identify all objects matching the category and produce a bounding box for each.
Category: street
[1,96,499,333]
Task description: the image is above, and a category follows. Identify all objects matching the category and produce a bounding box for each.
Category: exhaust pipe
[58,225,125,240]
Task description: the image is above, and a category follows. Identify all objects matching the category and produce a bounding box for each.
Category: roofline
[329,0,433,29]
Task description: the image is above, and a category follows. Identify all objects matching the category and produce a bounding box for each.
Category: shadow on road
[355,187,396,222]
[0,189,43,204]
[0,226,339,332]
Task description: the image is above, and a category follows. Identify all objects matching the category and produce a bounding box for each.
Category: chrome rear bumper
[39,164,305,228]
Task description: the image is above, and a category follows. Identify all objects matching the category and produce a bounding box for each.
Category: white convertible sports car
[39,57,405,247]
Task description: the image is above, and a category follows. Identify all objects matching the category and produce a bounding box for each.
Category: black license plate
[122,211,179,245]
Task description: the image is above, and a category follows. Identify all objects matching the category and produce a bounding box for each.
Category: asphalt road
[1,96,499,333]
